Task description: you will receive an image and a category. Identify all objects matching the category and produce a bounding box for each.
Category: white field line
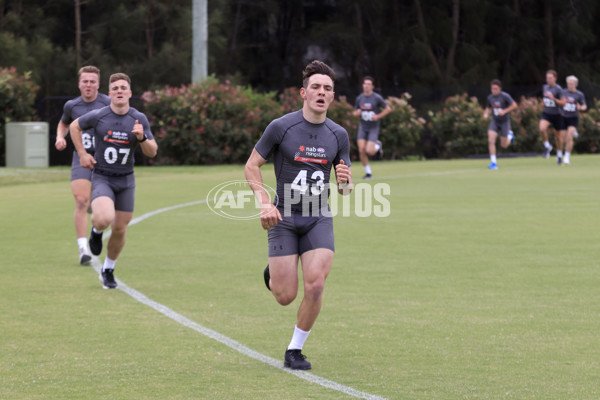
[90,198,388,400]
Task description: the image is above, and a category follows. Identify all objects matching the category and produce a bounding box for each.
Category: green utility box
[5,122,49,167]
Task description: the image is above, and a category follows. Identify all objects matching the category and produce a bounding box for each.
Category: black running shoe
[362,173,372,180]
[557,156,562,166]
[79,248,91,266]
[264,265,271,291]
[100,269,117,289]
[284,349,311,370]
[89,229,103,256]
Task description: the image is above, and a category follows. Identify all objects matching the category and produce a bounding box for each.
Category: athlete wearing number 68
[70,73,158,290]
[55,65,110,265]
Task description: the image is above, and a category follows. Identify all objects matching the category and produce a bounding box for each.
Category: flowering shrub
[428,93,488,158]
[510,96,543,153]
[574,98,600,153]
[0,67,39,166]
[142,81,599,165]
[142,77,281,165]
[380,93,425,159]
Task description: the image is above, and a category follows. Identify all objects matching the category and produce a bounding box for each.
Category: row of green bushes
[426,94,600,158]
[2,69,599,166]
[143,79,599,164]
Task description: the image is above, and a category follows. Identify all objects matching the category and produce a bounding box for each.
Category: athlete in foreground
[245,60,353,370]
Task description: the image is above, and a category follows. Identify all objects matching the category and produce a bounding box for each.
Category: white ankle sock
[103,257,116,271]
[92,227,103,234]
[364,165,372,175]
[490,155,497,163]
[77,237,88,250]
[287,325,310,350]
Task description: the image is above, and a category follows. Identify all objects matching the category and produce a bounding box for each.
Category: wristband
[139,135,147,143]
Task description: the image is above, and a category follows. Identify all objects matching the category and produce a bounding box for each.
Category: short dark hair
[546,69,557,78]
[302,60,335,88]
[490,79,502,87]
[78,66,100,80]
[109,73,131,86]
[363,76,374,85]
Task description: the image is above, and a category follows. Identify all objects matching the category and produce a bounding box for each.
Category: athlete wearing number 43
[245,60,352,370]
[70,73,158,289]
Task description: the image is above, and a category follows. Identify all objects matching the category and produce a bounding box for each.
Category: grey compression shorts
[488,119,511,137]
[267,212,335,257]
[357,125,380,142]
[70,152,93,182]
[91,171,136,212]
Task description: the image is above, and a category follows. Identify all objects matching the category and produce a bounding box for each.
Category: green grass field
[1,156,599,399]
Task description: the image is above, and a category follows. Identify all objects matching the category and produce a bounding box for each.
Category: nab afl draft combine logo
[206,180,279,220]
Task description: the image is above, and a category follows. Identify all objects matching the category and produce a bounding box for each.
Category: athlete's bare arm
[132,119,158,158]
[55,121,69,151]
[245,148,282,230]
[335,160,353,195]
[69,119,96,169]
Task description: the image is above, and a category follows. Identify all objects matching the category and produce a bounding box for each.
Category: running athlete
[482,79,517,170]
[558,75,587,165]
[55,66,111,265]
[69,73,158,289]
[245,60,352,370]
[539,70,566,159]
[352,76,391,179]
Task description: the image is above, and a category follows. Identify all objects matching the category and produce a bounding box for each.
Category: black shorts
[563,116,579,128]
[267,212,334,257]
[541,112,565,130]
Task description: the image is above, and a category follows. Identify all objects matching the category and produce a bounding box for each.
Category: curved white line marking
[91,199,388,400]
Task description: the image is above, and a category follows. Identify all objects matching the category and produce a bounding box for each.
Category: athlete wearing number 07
[245,60,352,370]
[70,73,158,289]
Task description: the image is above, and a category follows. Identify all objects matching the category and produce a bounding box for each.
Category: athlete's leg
[91,196,116,231]
[269,254,300,306]
[499,135,511,149]
[364,140,378,157]
[71,179,92,238]
[296,248,334,332]
[357,138,369,167]
[565,126,576,153]
[106,210,133,261]
[555,129,564,153]
[539,119,550,142]
[488,130,498,155]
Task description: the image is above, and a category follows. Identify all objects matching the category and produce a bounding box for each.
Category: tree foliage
[2,0,600,98]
